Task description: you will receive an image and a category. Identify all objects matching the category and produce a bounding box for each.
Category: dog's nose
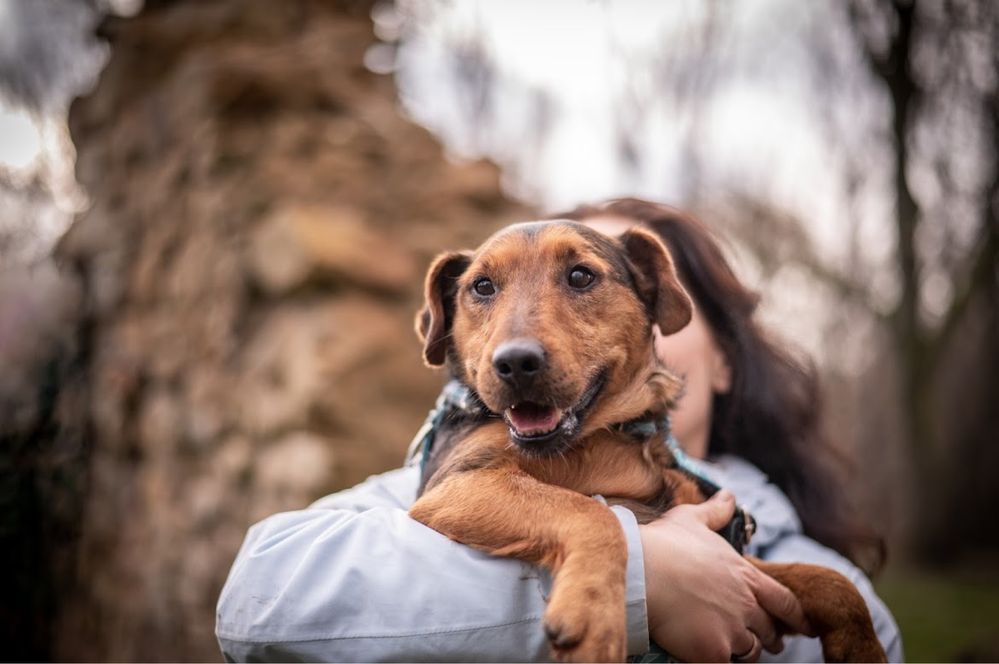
[492,338,546,388]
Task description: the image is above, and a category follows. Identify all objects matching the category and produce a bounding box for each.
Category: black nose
[492,338,546,388]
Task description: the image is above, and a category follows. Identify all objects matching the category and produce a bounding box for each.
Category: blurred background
[0,0,996,661]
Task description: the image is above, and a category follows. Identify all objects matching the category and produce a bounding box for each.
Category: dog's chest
[520,432,668,502]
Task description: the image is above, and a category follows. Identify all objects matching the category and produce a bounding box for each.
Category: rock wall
[56,1,527,659]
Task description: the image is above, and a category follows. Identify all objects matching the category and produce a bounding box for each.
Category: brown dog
[409,221,886,663]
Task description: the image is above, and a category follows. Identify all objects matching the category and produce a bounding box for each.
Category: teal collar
[410,382,717,491]
[406,380,490,477]
[612,414,719,490]
[410,381,755,553]
[613,412,756,554]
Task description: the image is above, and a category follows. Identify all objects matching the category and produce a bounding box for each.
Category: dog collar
[406,380,492,478]
[407,381,755,553]
[613,413,756,554]
[612,415,717,488]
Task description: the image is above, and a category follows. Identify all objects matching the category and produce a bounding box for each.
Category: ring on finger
[732,633,762,663]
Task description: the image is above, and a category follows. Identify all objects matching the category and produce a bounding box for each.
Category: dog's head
[416,221,692,456]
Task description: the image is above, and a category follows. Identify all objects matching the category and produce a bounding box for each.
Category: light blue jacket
[216,455,903,662]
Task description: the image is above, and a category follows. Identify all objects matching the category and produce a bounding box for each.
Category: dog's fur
[409,221,886,662]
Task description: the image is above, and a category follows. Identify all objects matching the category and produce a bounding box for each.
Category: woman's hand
[638,491,813,662]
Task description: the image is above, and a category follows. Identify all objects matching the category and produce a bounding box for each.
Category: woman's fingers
[731,631,763,663]
[688,489,737,531]
[744,604,782,654]
[750,568,813,637]
[639,498,816,661]
[685,493,806,646]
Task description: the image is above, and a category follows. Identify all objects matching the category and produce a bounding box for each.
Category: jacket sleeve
[758,535,904,664]
[215,465,650,662]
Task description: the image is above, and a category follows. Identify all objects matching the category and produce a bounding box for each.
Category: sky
[389,0,896,263]
[385,0,900,366]
[0,0,113,259]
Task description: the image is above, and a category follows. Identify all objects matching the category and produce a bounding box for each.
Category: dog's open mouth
[502,370,607,453]
[505,402,564,440]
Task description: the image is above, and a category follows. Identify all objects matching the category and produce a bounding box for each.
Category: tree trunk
[53,1,527,659]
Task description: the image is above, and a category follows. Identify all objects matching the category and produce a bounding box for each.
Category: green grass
[875,563,999,662]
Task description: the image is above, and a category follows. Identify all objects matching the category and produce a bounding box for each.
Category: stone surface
[51,1,529,660]
[248,204,419,295]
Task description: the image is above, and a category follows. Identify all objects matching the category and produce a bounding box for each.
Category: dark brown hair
[554,197,885,575]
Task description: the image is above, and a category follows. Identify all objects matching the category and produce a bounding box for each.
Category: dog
[407,220,887,663]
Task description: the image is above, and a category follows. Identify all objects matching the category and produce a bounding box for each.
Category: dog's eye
[473,277,496,297]
[567,266,596,290]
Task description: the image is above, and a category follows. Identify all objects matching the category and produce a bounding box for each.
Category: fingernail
[715,489,734,502]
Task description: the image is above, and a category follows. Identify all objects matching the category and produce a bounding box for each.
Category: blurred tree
[847,0,999,560]
[0,2,106,658]
[2,0,526,659]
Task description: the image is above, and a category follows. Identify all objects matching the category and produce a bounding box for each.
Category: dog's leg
[410,466,628,663]
[750,559,887,663]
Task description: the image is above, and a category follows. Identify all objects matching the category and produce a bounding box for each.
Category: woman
[215,199,902,662]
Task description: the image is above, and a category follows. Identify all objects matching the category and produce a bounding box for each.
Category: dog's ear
[620,228,692,335]
[415,250,473,367]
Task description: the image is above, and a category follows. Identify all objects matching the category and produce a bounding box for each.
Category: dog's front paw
[543,584,626,662]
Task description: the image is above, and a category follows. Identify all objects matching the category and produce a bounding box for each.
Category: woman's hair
[554,197,885,575]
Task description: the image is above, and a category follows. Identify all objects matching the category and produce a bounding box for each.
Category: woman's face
[582,216,731,459]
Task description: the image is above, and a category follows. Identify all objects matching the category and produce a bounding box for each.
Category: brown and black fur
[409,221,886,663]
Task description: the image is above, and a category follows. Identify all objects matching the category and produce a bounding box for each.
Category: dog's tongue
[506,402,562,436]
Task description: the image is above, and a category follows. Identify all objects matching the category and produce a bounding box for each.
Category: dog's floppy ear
[415,250,473,367]
[620,228,692,335]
